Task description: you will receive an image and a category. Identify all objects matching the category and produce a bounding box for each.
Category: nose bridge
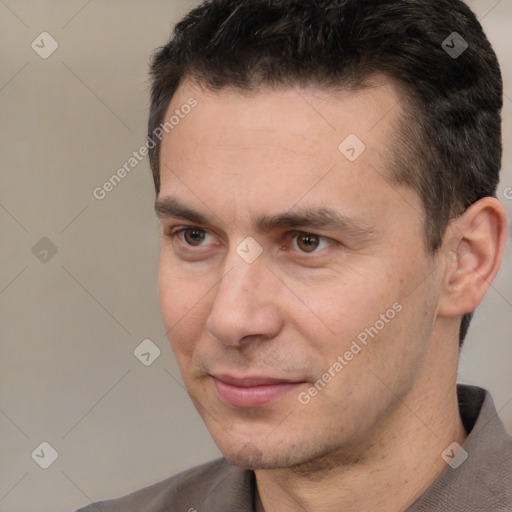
[215,251,270,313]
[206,248,279,345]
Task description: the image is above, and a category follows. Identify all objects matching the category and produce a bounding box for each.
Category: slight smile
[211,374,306,408]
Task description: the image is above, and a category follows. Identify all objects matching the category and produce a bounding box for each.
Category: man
[76,0,511,510]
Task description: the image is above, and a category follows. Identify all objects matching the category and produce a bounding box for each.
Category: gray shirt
[74,385,512,511]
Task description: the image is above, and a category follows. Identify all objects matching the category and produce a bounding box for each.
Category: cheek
[158,261,210,356]
[297,274,398,352]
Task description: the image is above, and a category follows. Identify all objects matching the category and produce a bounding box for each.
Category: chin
[224,437,364,476]
[222,441,304,470]
[222,441,265,469]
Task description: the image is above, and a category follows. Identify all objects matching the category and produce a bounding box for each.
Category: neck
[254,340,467,512]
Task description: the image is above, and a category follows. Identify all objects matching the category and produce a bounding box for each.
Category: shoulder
[73,458,250,511]
[409,385,512,511]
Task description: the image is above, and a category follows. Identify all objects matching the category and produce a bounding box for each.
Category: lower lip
[213,379,303,408]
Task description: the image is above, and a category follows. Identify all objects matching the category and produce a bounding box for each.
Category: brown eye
[183,228,206,246]
[296,233,320,253]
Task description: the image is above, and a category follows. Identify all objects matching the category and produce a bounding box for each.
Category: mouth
[211,373,306,408]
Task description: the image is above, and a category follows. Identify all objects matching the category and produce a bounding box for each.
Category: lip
[211,374,305,408]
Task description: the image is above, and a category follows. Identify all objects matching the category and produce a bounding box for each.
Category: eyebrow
[154,196,375,237]
[155,197,215,226]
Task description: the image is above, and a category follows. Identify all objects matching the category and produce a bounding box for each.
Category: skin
[156,78,507,511]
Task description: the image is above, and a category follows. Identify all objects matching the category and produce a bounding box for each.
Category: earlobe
[437,197,508,317]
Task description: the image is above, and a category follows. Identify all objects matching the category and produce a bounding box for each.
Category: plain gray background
[0,1,511,511]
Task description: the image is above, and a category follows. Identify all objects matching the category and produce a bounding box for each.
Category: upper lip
[211,373,304,387]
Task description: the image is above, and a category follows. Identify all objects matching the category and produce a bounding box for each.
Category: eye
[170,227,215,247]
[290,232,331,254]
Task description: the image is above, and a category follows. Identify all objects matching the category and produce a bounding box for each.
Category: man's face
[157,80,442,469]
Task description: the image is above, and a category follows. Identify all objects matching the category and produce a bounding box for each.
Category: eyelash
[167,227,333,255]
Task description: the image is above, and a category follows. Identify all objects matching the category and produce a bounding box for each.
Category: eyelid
[169,226,216,247]
[167,225,335,254]
[287,230,334,254]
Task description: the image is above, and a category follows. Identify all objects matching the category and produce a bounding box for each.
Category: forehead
[159,78,403,182]
[156,79,421,235]
[163,78,401,154]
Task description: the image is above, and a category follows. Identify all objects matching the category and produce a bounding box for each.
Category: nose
[205,252,282,347]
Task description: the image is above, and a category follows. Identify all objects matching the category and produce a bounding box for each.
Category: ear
[437,197,508,318]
